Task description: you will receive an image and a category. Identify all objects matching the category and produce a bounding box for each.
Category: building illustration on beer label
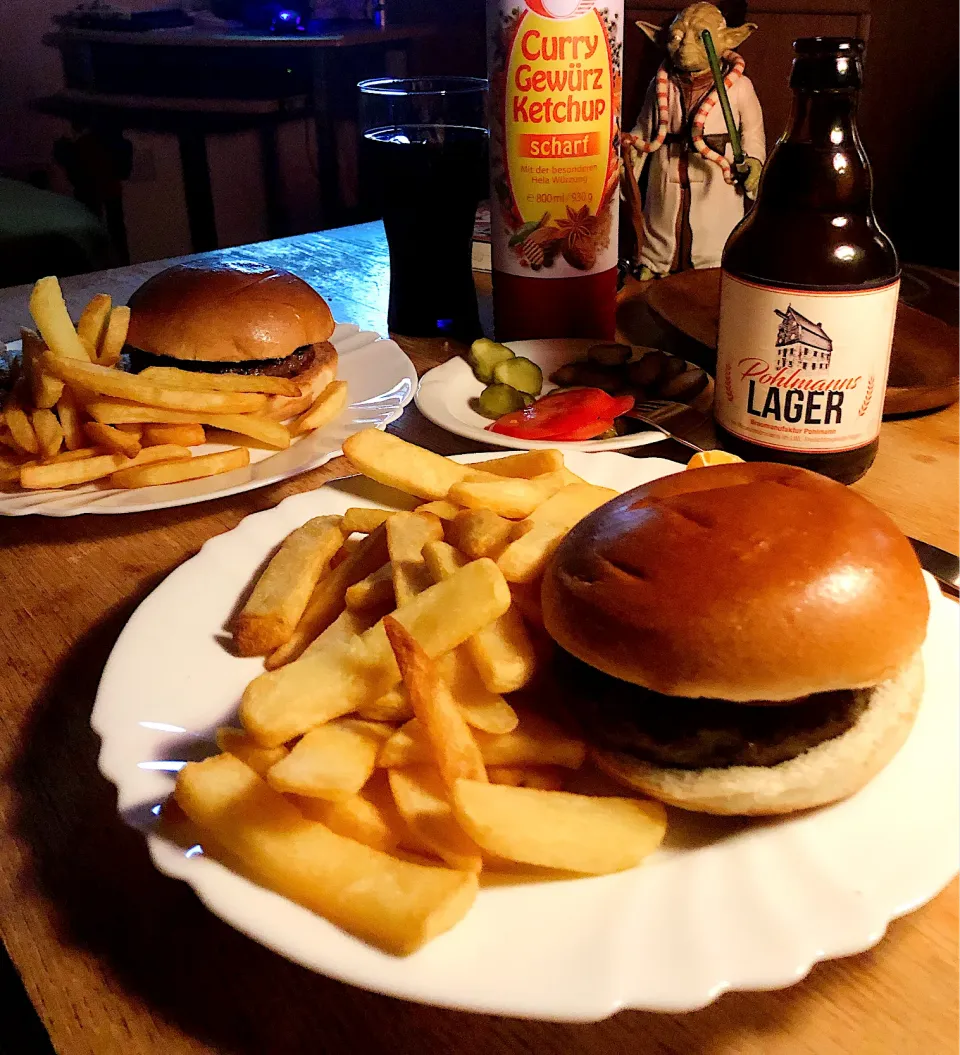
[774,305,832,371]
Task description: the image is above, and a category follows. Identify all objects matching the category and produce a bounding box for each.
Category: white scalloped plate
[92,451,959,1020]
[415,339,714,452]
[0,324,416,516]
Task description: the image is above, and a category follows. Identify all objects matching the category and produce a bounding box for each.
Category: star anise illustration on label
[556,205,600,270]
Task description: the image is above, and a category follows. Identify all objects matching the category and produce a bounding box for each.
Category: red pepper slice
[607,394,636,417]
[552,418,616,441]
[487,388,614,439]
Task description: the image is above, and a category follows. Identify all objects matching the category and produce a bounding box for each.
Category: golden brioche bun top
[127,262,335,363]
[542,462,929,702]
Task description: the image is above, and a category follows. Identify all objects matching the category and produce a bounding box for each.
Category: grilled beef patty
[125,344,316,379]
[557,650,870,769]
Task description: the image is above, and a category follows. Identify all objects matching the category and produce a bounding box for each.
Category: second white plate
[415,338,711,452]
[0,324,417,516]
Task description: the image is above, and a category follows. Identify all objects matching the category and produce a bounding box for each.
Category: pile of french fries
[0,275,348,492]
[173,429,668,956]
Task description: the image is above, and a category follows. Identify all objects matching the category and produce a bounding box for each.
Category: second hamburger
[125,261,338,421]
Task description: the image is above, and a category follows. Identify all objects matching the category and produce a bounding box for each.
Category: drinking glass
[358,77,489,341]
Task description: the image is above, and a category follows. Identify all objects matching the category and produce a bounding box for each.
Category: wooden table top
[0,224,956,1055]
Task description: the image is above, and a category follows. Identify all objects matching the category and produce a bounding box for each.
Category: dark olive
[587,342,632,367]
[626,351,671,387]
[657,367,710,402]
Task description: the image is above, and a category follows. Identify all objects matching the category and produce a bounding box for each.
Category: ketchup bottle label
[488,0,622,280]
[715,272,899,454]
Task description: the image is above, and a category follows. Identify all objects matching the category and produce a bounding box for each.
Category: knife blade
[909,537,960,598]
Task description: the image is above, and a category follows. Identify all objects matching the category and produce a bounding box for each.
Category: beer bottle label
[488,0,622,279]
[715,272,899,454]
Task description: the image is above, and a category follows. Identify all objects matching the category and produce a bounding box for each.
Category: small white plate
[92,450,959,1020]
[415,338,713,452]
[0,324,416,516]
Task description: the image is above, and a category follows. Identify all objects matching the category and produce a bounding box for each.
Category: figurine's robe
[632,71,765,273]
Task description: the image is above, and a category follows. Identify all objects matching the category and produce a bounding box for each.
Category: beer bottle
[714,38,898,483]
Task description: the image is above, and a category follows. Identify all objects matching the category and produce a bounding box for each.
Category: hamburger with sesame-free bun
[542,462,930,815]
[125,262,338,421]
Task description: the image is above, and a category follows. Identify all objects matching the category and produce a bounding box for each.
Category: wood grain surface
[0,225,956,1055]
[619,267,960,415]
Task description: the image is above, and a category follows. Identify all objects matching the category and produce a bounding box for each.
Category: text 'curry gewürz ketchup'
[488,0,624,340]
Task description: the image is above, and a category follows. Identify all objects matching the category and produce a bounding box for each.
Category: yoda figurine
[624,2,765,279]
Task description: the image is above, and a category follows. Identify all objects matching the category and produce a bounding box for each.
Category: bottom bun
[592,651,924,816]
[263,341,338,422]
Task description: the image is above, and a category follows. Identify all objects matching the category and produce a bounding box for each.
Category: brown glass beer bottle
[713,38,898,483]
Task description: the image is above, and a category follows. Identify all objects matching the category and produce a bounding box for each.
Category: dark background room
[0,0,955,288]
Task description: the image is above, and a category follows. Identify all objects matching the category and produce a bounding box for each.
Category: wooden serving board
[617,268,959,416]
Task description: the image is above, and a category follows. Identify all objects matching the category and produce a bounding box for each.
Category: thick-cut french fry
[387,511,444,607]
[388,767,484,873]
[266,718,392,800]
[290,378,349,435]
[497,483,619,583]
[20,443,191,489]
[138,366,300,396]
[52,446,99,463]
[4,383,39,455]
[43,353,267,415]
[174,753,479,955]
[31,408,64,461]
[97,305,130,366]
[379,711,586,770]
[302,607,383,658]
[234,515,345,656]
[142,423,205,447]
[438,650,518,735]
[452,779,667,874]
[76,293,112,352]
[487,766,565,791]
[111,446,248,488]
[448,471,568,520]
[342,507,395,534]
[424,541,537,694]
[384,617,487,787]
[294,772,407,854]
[476,449,565,478]
[385,512,443,563]
[242,559,511,747]
[345,562,395,611]
[21,328,64,409]
[29,276,91,361]
[446,507,514,559]
[356,685,414,723]
[87,400,291,449]
[357,557,512,689]
[84,420,141,457]
[266,524,390,669]
[415,499,460,520]
[329,537,363,569]
[215,727,288,778]
[55,387,85,450]
[342,428,476,500]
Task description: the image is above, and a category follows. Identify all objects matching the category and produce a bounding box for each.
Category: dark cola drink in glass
[359,78,489,342]
[713,38,899,484]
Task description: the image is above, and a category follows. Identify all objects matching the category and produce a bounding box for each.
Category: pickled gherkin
[477,383,528,419]
[468,338,515,383]
[492,356,543,396]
